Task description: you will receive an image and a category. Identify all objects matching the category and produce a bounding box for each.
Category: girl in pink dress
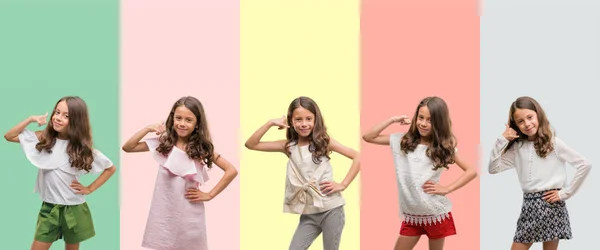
[122,96,238,250]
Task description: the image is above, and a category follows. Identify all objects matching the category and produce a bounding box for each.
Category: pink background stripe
[120,1,240,250]
[360,0,480,249]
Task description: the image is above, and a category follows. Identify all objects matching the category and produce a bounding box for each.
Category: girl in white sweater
[488,96,592,250]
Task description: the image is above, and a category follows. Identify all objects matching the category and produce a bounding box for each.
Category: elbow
[3,133,14,142]
[362,135,373,143]
[585,160,592,169]
[121,145,131,153]
[470,170,478,179]
[487,162,499,174]
[361,135,371,143]
[230,167,239,178]
[105,166,117,175]
[244,141,254,150]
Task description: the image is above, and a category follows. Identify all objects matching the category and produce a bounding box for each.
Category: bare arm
[244,118,288,154]
[320,139,361,195]
[207,153,238,199]
[4,114,47,142]
[186,152,238,202]
[122,123,164,153]
[71,166,117,195]
[362,116,409,145]
[423,153,478,195]
[445,153,478,193]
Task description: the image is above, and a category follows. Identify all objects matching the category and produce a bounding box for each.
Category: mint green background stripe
[0,1,119,249]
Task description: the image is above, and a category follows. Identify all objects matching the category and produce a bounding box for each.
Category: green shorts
[34,201,96,244]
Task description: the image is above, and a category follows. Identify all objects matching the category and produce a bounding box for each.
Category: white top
[488,136,592,201]
[389,133,453,225]
[284,144,345,214]
[18,129,114,205]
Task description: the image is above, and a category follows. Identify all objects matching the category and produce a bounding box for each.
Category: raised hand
[270,115,289,130]
[503,123,520,141]
[31,112,48,127]
[390,115,411,125]
[146,122,166,135]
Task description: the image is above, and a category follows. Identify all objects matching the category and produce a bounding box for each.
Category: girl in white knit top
[363,96,477,250]
[488,96,592,250]
[245,96,360,250]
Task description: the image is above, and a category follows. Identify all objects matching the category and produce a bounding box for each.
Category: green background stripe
[0,1,119,248]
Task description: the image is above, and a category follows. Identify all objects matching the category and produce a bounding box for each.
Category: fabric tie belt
[44,202,78,229]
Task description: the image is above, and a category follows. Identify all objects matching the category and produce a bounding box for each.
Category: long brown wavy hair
[400,96,457,170]
[156,96,215,168]
[504,96,554,157]
[285,96,331,164]
[36,96,95,172]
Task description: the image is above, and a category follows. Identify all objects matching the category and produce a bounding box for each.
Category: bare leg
[394,235,421,250]
[30,240,52,250]
[542,240,559,250]
[428,238,445,250]
[511,242,533,250]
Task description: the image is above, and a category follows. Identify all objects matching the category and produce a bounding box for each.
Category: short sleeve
[144,137,168,166]
[145,137,160,153]
[90,149,114,174]
[18,129,40,152]
[18,129,70,170]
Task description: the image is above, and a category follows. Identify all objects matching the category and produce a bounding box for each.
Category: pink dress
[141,137,210,250]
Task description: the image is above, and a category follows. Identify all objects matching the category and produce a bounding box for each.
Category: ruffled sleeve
[89,149,114,174]
[144,137,210,186]
[145,137,167,166]
[18,129,70,170]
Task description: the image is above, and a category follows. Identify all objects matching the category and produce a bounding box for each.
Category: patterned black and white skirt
[513,189,572,243]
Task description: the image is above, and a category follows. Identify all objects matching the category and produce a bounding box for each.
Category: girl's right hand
[146,122,166,135]
[30,112,48,127]
[503,124,520,141]
[390,115,411,125]
[270,116,289,130]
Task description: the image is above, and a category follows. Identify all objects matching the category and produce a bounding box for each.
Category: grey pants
[289,206,345,250]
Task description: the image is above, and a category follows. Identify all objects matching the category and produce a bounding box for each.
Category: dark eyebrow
[55,108,68,114]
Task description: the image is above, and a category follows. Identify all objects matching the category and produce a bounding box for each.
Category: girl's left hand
[185,188,213,202]
[422,181,450,195]
[543,190,561,203]
[319,181,346,195]
[70,180,92,195]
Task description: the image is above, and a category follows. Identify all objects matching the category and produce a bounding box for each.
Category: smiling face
[51,100,69,135]
[291,106,315,139]
[416,106,432,138]
[513,108,539,139]
[172,105,198,139]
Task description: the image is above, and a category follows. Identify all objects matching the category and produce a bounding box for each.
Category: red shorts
[399,212,457,239]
